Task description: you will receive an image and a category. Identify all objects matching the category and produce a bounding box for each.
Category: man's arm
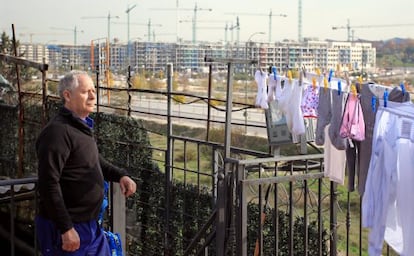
[99,155,136,197]
[99,155,129,181]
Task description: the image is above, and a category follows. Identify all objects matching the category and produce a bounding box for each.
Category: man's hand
[119,176,137,197]
[61,227,80,252]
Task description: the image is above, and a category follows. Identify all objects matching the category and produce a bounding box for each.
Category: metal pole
[244,43,248,134]
[216,61,234,256]
[224,62,233,160]
[127,66,131,116]
[165,63,173,255]
[126,4,137,67]
[11,24,24,178]
[330,181,338,256]
[206,63,212,141]
[95,65,100,114]
[42,58,48,126]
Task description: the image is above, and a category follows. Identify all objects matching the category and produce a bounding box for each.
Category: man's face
[63,74,96,119]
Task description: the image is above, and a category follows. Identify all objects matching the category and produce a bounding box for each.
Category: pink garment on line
[339,94,365,141]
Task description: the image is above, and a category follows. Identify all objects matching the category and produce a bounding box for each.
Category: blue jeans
[35,216,110,256]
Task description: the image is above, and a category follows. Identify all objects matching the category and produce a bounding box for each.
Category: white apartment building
[19,43,49,64]
[18,39,376,75]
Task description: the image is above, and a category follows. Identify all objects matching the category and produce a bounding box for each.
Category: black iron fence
[0,53,400,255]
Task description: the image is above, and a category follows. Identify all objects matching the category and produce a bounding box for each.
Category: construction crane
[145,31,176,42]
[228,17,240,43]
[225,9,287,43]
[81,12,120,43]
[113,19,162,42]
[50,26,83,46]
[332,19,414,42]
[50,26,83,67]
[298,0,302,42]
[179,19,228,43]
[17,32,63,44]
[151,3,212,43]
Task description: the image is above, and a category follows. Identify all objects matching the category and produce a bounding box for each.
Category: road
[129,96,269,137]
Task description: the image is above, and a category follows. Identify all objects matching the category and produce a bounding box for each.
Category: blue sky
[1,0,414,45]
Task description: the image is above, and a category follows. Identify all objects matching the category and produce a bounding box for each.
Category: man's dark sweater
[36,107,128,233]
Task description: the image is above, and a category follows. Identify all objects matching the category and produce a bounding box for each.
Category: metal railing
[0,177,38,256]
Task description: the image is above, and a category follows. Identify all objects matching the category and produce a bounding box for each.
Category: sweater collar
[60,107,94,129]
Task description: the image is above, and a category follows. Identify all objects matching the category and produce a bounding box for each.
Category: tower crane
[151,3,212,43]
[225,9,287,43]
[228,17,240,43]
[332,19,414,42]
[17,32,63,44]
[298,0,302,42]
[81,12,120,43]
[50,26,84,67]
[113,19,162,42]
[179,19,229,43]
[144,31,176,42]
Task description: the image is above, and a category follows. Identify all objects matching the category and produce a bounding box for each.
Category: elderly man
[36,70,136,255]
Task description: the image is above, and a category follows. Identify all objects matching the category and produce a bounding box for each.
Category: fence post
[112,184,126,254]
[165,63,173,255]
[330,181,338,256]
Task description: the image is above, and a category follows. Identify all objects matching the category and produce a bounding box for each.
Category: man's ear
[63,90,71,103]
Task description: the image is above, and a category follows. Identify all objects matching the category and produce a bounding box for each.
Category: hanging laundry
[315,78,348,150]
[278,78,306,136]
[267,70,282,102]
[346,84,410,194]
[362,100,414,256]
[328,88,348,151]
[339,93,365,141]
[300,80,319,118]
[254,69,269,109]
[315,86,332,145]
[323,124,347,185]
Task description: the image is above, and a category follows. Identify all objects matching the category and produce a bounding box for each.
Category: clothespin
[316,68,321,76]
[358,76,363,90]
[336,64,341,76]
[312,77,317,90]
[351,84,357,97]
[287,70,293,83]
[328,69,333,82]
[371,96,377,112]
[337,80,342,95]
[323,77,328,92]
[400,82,406,95]
[272,66,277,80]
[383,88,389,108]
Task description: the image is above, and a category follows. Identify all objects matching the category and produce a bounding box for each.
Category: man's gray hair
[58,70,89,103]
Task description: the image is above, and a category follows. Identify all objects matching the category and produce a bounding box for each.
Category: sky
[1,0,414,45]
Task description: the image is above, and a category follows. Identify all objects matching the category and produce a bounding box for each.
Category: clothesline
[256,67,414,254]
[264,70,411,111]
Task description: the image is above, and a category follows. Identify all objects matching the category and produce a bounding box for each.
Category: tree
[131,73,148,89]
[0,31,36,85]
